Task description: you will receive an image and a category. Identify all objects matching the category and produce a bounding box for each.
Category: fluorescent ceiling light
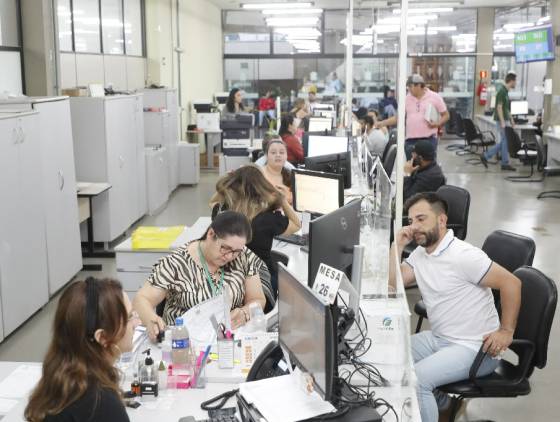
[340,35,373,46]
[266,17,319,26]
[262,8,322,15]
[431,26,457,31]
[377,39,385,44]
[503,23,534,31]
[408,29,437,36]
[393,8,453,14]
[494,33,514,40]
[242,2,312,9]
[537,16,550,24]
[378,15,438,25]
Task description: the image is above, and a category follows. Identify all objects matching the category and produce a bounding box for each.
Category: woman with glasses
[133,211,266,341]
[25,278,138,422]
[210,166,300,295]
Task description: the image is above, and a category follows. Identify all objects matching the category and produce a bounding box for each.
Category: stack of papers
[131,226,186,250]
[0,365,42,400]
[239,370,335,422]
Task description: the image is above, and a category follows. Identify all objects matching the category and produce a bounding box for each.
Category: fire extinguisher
[477,82,487,106]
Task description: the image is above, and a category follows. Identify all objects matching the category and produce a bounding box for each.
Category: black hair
[225,88,244,113]
[201,211,252,242]
[263,138,285,155]
[279,114,294,136]
[383,85,391,98]
[404,192,448,216]
[363,115,374,127]
[505,73,517,84]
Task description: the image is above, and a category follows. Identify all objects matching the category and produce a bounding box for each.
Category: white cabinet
[0,112,49,337]
[33,98,82,296]
[144,111,178,194]
[142,88,179,143]
[145,146,170,215]
[178,143,200,185]
[71,95,147,242]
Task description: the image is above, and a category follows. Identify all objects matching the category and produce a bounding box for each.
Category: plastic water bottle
[162,329,172,363]
[248,303,266,332]
[171,317,189,365]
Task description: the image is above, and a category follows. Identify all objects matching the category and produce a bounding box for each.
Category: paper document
[0,365,42,400]
[239,369,336,422]
[424,103,440,124]
[182,294,227,346]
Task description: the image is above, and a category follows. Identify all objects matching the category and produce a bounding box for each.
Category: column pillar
[543,0,560,128]
[474,8,495,117]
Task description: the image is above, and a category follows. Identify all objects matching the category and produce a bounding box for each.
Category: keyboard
[274,233,308,246]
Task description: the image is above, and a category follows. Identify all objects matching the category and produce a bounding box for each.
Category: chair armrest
[468,345,487,383]
[480,131,496,142]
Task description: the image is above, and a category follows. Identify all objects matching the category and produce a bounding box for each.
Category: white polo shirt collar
[420,229,455,257]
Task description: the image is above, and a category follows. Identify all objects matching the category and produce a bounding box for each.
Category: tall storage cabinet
[71,95,147,242]
[0,112,49,337]
[33,98,82,296]
[144,111,178,194]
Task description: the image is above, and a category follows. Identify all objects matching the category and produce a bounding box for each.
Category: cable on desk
[401,397,413,421]
[200,388,239,411]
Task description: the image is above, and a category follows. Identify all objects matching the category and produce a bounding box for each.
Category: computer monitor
[304,151,352,189]
[292,169,344,216]
[308,117,333,133]
[307,199,362,287]
[278,265,335,401]
[307,135,348,158]
[214,92,229,105]
[511,100,529,116]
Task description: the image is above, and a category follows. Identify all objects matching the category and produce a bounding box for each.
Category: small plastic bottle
[131,373,140,396]
[249,303,266,332]
[162,329,172,363]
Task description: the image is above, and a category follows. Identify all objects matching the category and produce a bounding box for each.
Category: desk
[204,130,222,169]
[543,133,560,172]
[475,114,537,142]
[77,182,112,271]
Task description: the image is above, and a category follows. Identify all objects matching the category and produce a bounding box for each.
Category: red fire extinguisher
[477,82,487,106]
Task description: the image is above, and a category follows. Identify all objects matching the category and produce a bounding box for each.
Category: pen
[190,351,205,387]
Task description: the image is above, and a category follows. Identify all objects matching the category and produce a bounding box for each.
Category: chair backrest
[382,144,397,176]
[454,111,465,136]
[462,118,479,143]
[512,266,557,370]
[435,185,470,240]
[505,126,522,157]
[534,136,546,172]
[482,230,535,273]
[381,134,397,162]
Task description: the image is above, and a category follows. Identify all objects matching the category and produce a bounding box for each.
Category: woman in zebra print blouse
[133,211,266,341]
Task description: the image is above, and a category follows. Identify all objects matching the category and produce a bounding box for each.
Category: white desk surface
[544,132,560,142]
[76,182,112,197]
[475,114,537,131]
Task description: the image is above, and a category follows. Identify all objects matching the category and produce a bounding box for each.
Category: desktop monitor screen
[510,100,529,116]
[308,199,362,287]
[307,135,348,158]
[278,265,335,401]
[308,117,333,132]
[515,25,555,64]
[304,151,352,189]
[292,169,344,216]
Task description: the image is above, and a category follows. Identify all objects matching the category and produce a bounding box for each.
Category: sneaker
[501,164,517,171]
[479,153,488,169]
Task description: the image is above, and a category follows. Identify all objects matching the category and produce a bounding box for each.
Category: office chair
[382,144,397,177]
[381,132,397,163]
[439,266,557,422]
[264,250,290,311]
[414,229,536,334]
[446,111,466,151]
[459,118,495,164]
[505,127,542,182]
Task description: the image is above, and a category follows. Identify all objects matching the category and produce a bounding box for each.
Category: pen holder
[218,339,235,369]
[193,361,207,389]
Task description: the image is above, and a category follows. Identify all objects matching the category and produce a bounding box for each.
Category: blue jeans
[259,110,276,127]
[405,136,438,161]
[484,122,510,165]
[412,331,499,422]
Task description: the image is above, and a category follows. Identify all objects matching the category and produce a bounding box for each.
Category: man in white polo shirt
[389,192,521,422]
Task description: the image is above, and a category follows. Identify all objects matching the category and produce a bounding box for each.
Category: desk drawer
[115,251,168,272]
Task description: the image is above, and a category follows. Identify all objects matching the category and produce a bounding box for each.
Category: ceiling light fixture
[503,22,535,31]
[266,17,319,26]
[242,2,312,9]
[430,26,457,31]
[262,8,322,15]
[393,8,453,14]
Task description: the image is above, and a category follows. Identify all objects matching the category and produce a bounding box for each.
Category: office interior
[0,0,559,421]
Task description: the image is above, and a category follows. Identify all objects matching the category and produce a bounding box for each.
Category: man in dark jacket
[403,140,446,201]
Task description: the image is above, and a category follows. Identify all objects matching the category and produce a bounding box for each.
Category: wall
[145,0,174,87]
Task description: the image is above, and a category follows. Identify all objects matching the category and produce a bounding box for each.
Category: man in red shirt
[258,90,276,127]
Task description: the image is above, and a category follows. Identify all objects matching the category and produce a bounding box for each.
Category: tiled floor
[1,142,559,421]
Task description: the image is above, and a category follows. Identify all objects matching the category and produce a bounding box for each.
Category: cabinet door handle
[58,170,65,190]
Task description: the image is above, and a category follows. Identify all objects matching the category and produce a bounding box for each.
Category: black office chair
[382,144,397,177]
[381,131,397,163]
[446,111,466,151]
[458,118,495,162]
[505,127,542,182]
[414,229,535,333]
[263,250,289,313]
[439,266,557,422]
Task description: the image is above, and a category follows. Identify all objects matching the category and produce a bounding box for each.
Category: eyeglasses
[219,244,244,259]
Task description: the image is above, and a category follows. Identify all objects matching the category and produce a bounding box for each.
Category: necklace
[198,242,224,297]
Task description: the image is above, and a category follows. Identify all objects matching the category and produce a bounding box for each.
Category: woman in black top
[25,278,138,422]
[210,165,301,293]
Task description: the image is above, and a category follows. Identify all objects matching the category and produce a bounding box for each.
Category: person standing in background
[480,72,517,171]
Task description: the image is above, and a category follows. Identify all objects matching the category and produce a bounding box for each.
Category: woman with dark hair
[224,88,244,114]
[259,139,294,205]
[134,211,266,341]
[25,278,137,422]
[210,166,300,293]
[279,114,304,164]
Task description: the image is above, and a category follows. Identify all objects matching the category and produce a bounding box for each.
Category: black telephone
[246,341,288,381]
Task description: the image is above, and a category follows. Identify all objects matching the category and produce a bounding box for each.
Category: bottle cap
[175,317,184,326]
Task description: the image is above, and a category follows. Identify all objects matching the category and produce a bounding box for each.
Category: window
[494,5,549,53]
[56,0,145,56]
[0,0,20,47]
[124,0,143,56]
[57,0,73,51]
[101,0,124,55]
[224,11,270,55]
[72,0,101,53]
